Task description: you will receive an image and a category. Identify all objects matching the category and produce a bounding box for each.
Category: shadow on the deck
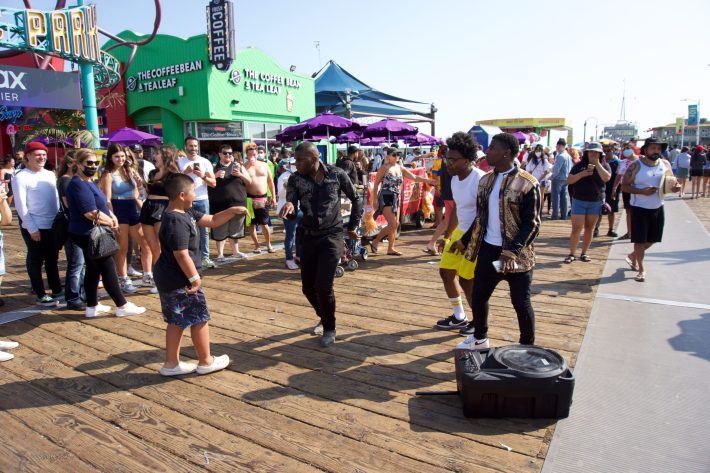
[668,312,710,362]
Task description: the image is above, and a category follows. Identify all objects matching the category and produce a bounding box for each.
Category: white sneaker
[196,354,230,375]
[456,336,489,351]
[120,278,138,294]
[85,303,112,318]
[159,362,197,376]
[150,286,159,294]
[127,266,143,278]
[285,259,299,270]
[115,302,146,317]
[202,258,217,269]
[0,350,14,362]
[0,340,19,350]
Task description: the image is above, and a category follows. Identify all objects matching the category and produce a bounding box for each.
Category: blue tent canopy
[326,97,424,117]
[314,61,428,118]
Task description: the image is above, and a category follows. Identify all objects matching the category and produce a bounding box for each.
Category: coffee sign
[206,0,235,71]
[127,60,204,93]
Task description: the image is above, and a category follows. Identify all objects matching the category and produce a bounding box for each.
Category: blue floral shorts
[159,287,211,329]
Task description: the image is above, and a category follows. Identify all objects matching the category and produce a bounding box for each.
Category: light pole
[681,98,701,146]
[583,116,598,143]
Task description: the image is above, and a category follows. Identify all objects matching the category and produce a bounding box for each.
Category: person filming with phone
[449,133,542,350]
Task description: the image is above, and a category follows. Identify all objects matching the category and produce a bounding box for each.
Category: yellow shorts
[439,228,476,280]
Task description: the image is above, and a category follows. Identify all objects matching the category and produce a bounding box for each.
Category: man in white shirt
[434,133,486,329]
[12,142,62,306]
[178,136,217,268]
[451,133,542,349]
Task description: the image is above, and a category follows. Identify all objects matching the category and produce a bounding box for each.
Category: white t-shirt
[178,155,214,201]
[450,167,485,230]
[11,167,59,233]
[276,170,292,214]
[484,167,515,246]
[141,159,155,183]
[525,157,552,185]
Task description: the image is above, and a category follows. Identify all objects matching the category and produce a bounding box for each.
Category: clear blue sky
[6,0,710,140]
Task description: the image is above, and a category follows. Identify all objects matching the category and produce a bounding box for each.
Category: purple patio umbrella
[335,131,363,143]
[512,131,528,144]
[362,118,418,141]
[106,127,163,146]
[359,136,390,146]
[402,132,444,146]
[279,112,361,141]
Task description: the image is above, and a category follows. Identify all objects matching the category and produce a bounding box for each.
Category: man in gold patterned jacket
[450,133,542,350]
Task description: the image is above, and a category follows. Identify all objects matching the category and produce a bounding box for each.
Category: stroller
[335,236,368,277]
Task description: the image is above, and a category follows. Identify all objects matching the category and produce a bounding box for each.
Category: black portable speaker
[454,345,575,419]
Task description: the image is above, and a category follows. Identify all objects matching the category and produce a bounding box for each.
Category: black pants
[299,231,342,331]
[20,227,62,297]
[70,233,127,308]
[471,242,535,344]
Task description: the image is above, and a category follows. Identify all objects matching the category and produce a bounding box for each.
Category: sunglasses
[84,160,99,166]
[221,151,233,155]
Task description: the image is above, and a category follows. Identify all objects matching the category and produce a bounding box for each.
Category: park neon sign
[0,5,120,87]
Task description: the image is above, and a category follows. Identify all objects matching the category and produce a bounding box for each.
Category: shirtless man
[244,142,277,253]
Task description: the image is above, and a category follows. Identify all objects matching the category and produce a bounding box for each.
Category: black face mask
[82,167,98,177]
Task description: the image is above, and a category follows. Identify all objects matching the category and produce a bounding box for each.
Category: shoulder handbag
[88,211,119,259]
[52,208,69,249]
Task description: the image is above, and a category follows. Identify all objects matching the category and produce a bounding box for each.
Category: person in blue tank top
[98,144,153,294]
[621,138,681,282]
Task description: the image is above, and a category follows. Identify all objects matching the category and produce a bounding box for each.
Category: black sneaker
[607,230,618,237]
[459,321,476,336]
[66,300,86,311]
[593,228,600,238]
[617,233,629,240]
[435,314,468,330]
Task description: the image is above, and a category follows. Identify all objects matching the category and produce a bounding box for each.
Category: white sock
[144,272,153,278]
[449,297,466,321]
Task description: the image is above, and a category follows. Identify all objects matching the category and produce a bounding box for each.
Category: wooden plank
[0,412,96,473]
[5,319,466,473]
[0,369,199,472]
[1,341,317,472]
[16,312,548,451]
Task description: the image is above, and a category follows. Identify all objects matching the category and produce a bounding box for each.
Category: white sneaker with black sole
[435,314,468,330]
[456,335,489,351]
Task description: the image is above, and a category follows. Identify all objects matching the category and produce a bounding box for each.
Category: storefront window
[247,122,285,151]
[249,122,266,140]
[265,123,282,140]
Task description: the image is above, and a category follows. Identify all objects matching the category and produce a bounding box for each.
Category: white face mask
[535,151,542,157]
[257,153,265,159]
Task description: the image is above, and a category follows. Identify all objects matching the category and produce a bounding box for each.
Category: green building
[105,32,315,154]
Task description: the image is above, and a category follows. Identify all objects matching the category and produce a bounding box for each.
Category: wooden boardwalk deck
[0,215,616,472]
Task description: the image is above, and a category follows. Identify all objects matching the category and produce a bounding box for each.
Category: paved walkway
[543,197,710,473]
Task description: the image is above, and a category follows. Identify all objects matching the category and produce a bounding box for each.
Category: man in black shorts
[208,144,251,261]
[621,138,680,282]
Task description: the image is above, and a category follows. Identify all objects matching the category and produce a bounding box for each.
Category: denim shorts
[571,198,602,216]
[159,287,211,329]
